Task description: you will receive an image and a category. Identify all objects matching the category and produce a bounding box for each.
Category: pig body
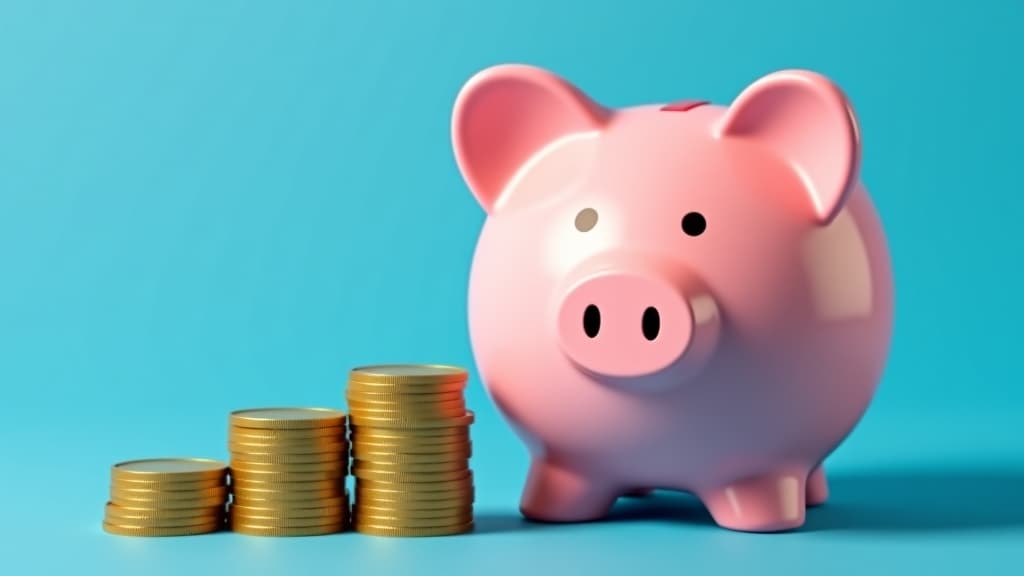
[451,66,893,532]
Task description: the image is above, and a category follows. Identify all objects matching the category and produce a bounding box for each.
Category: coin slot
[660,100,709,112]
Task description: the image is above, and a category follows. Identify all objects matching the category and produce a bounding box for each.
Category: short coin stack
[227,408,349,536]
[347,365,475,536]
[103,458,229,536]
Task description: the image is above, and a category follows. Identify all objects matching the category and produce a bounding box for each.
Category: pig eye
[681,212,706,236]
[575,208,598,232]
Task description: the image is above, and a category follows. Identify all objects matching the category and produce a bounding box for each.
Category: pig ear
[714,70,861,225]
[452,64,608,213]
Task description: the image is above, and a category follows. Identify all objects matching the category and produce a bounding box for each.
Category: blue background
[1,0,1022,573]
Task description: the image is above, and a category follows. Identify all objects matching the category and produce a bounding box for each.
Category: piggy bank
[451,65,893,532]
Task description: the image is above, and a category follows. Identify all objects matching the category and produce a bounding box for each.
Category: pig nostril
[583,305,601,338]
[642,307,661,341]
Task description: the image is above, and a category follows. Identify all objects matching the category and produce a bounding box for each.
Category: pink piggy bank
[451,65,893,532]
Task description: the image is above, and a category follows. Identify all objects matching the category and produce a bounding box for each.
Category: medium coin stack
[227,408,350,536]
[347,365,475,536]
[103,458,229,537]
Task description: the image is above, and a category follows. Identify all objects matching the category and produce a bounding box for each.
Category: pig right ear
[451,64,608,213]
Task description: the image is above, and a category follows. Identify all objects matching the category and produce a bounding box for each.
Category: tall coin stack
[103,458,229,536]
[227,408,350,536]
[346,365,475,536]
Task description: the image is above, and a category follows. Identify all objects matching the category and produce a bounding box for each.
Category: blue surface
[1,0,1022,574]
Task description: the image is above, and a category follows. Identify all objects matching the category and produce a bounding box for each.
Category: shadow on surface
[472,491,713,535]
[805,467,1024,533]
[474,468,1024,534]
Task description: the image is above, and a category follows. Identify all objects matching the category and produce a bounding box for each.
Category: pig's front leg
[519,459,618,522]
[806,464,828,507]
[699,470,808,532]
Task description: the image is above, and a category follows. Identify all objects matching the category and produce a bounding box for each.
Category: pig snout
[557,271,719,380]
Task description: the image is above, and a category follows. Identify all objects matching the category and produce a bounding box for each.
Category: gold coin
[351,444,467,459]
[229,509,347,524]
[348,440,468,455]
[356,485,473,499]
[229,477,343,491]
[230,469,345,483]
[352,511,473,528]
[110,485,229,502]
[230,408,346,430]
[230,457,348,473]
[229,438,348,453]
[230,495,346,508]
[356,491,472,507]
[104,510,224,528]
[229,433,347,447]
[229,426,346,443]
[112,476,226,491]
[230,503,348,519]
[353,521,473,537]
[104,501,226,520]
[355,504,472,519]
[349,364,468,385]
[230,494,348,510]
[111,459,228,484]
[103,518,223,537]
[355,497,473,510]
[352,467,471,483]
[355,476,474,492]
[346,383,466,398]
[356,478,473,490]
[230,450,347,465]
[229,511,346,527]
[351,449,471,464]
[351,439,471,455]
[348,377,468,389]
[352,460,468,474]
[349,424,470,439]
[229,521,344,537]
[348,426,468,438]
[349,411,474,429]
[231,486,344,502]
[349,408,467,422]
[230,460,348,474]
[347,393,465,405]
[229,453,348,467]
[356,498,472,512]
[345,390,465,403]
[111,493,228,509]
[349,407,468,421]
[347,398,465,411]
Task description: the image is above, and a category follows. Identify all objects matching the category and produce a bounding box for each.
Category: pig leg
[806,465,828,507]
[699,471,807,532]
[519,459,618,522]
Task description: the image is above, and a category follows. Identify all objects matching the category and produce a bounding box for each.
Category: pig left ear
[714,70,861,225]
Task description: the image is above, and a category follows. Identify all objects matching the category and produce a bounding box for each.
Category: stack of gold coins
[103,458,228,537]
[347,365,475,536]
[227,408,350,536]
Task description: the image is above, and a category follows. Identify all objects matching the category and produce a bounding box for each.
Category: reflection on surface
[803,467,1024,533]
[476,466,1024,534]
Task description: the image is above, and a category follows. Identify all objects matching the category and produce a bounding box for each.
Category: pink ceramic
[451,65,893,532]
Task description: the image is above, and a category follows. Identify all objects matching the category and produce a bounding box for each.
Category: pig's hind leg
[699,469,808,532]
[519,459,618,522]
[806,464,828,507]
